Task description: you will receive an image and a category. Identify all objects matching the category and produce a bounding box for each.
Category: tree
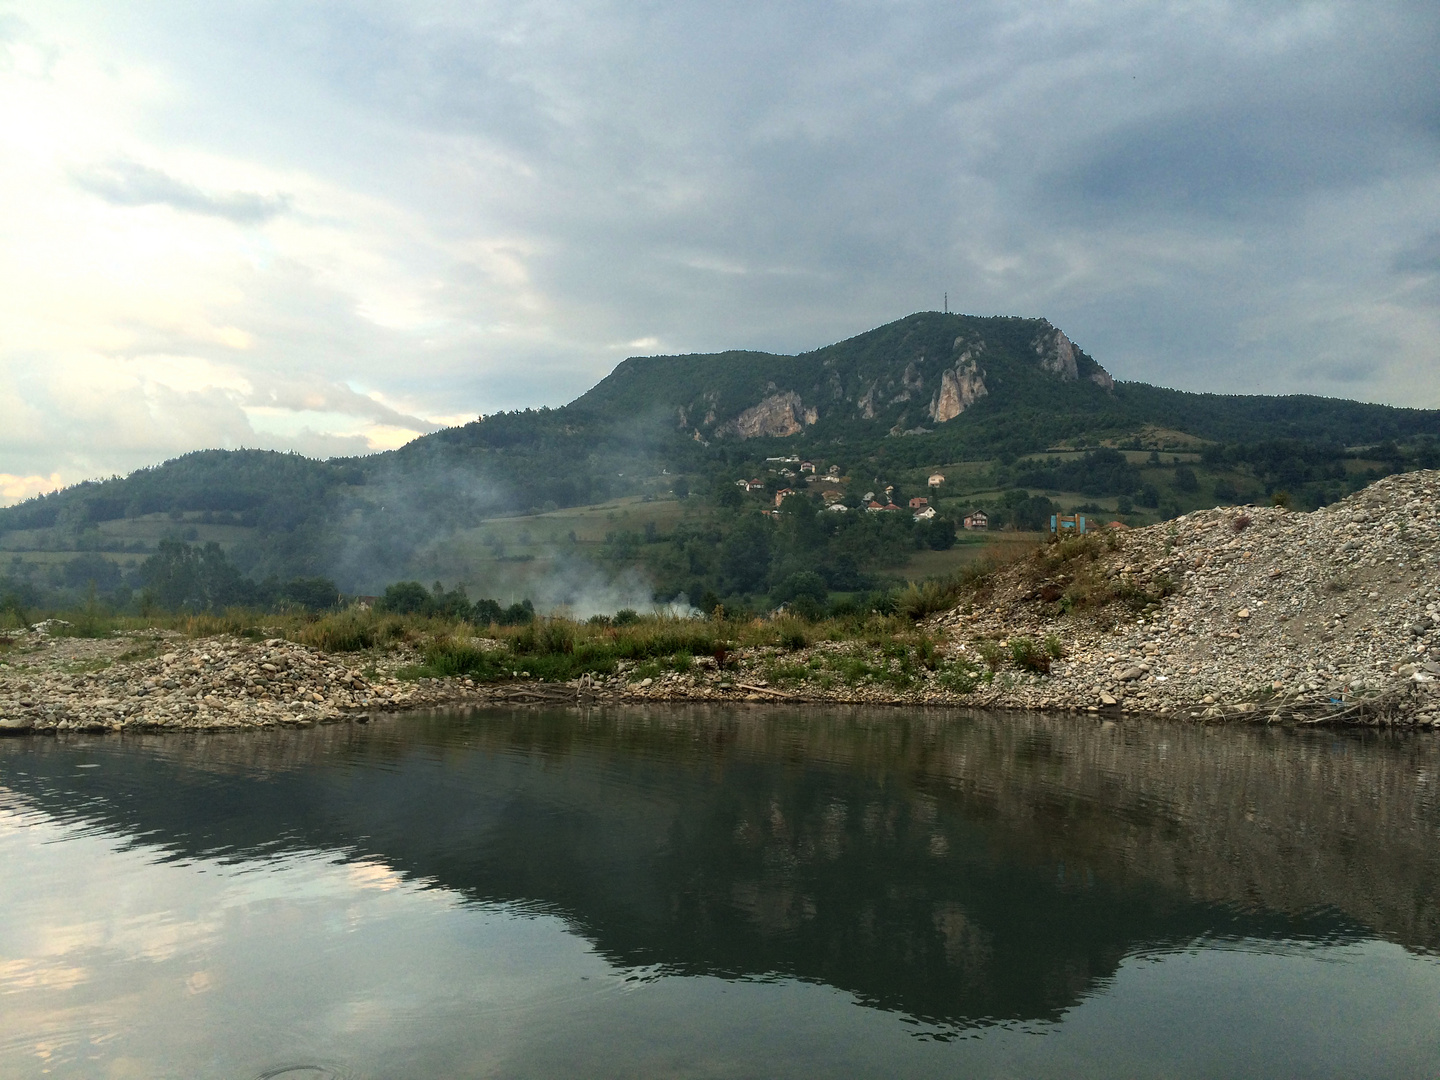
[281,577,340,611]
[377,581,431,615]
[139,539,254,611]
[719,515,772,594]
[773,570,828,606]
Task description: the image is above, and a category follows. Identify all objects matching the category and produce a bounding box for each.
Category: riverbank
[2,471,1437,733]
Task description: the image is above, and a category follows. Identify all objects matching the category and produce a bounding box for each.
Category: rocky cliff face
[719,391,817,439]
[928,351,988,423]
[1033,321,1114,390]
[1032,324,1079,381]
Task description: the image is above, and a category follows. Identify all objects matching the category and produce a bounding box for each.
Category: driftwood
[1199,685,1428,727]
[733,682,797,700]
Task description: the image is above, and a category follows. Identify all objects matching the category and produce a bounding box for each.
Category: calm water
[3,708,1440,1079]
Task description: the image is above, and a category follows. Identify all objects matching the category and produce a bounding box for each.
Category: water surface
[3,706,1440,1078]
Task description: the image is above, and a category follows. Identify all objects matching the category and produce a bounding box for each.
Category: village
[738,458,995,529]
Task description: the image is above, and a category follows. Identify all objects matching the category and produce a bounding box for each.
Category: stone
[1118,667,1146,682]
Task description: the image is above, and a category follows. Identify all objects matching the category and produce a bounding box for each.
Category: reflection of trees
[4,707,1437,1030]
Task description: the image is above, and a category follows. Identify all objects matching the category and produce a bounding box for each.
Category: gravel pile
[0,634,447,733]
[934,469,1440,724]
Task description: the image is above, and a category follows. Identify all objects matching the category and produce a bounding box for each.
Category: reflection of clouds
[0,957,89,993]
[346,861,404,892]
[0,800,614,1077]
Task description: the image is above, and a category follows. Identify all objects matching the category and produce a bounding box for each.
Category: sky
[2,0,1438,504]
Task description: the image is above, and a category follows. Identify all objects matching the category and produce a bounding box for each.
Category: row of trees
[373,580,535,625]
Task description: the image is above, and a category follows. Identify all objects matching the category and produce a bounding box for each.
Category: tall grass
[14,580,1005,686]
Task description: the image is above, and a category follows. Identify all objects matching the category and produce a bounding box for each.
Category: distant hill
[3,311,1438,597]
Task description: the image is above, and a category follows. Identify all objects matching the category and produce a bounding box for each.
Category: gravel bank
[2,471,1436,733]
[928,469,1440,724]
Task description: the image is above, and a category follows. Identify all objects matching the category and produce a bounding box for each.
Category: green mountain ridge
[2,311,1438,602]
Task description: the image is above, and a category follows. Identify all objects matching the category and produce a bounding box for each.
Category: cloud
[71,159,289,223]
[1395,233,1440,273]
[1,0,1439,493]
[0,472,63,507]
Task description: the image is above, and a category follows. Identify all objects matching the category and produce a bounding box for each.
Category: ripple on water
[253,1064,357,1080]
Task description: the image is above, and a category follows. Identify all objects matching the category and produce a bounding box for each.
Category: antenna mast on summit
[944,292,948,314]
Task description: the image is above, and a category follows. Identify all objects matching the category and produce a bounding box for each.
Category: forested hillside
[3,311,1437,617]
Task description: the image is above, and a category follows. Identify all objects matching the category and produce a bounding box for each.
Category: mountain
[3,311,1438,600]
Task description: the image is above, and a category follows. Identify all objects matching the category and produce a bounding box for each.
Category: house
[913,505,937,521]
[800,461,816,473]
[862,491,875,502]
[909,496,928,510]
[866,500,885,513]
[827,464,841,476]
[882,502,902,513]
[928,473,945,487]
[774,488,795,507]
[1106,520,1131,530]
[963,511,989,530]
[826,502,850,513]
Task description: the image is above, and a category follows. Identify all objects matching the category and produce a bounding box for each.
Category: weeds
[1009,637,1050,674]
[894,549,1014,622]
[976,639,1005,673]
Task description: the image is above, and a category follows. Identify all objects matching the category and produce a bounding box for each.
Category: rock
[1118,666,1146,682]
[1237,608,1251,619]
[1099,692,1118,706]
[0,717,33,734]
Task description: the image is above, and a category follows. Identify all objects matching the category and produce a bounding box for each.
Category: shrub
[1009,637,1051,673]
[976,639,1005,672]
[539,620,575,655]
[613,608,641,626]
[1232,514,1252,532]
[422,639,507,679]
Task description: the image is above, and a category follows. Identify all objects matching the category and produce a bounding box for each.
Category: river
[2,705,1440,1078]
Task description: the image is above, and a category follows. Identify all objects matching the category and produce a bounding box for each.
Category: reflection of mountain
[5,708,1438,1029]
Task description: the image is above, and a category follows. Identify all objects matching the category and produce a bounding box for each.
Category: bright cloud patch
[0,473,64,507]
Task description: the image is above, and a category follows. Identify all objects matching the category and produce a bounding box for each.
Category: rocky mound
[936,471,1440,723]
[0,635,412,733]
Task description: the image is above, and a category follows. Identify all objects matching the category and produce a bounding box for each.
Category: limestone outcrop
[1032,323,1079,381]
[720,391,817,439]
[928,352,988,423]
